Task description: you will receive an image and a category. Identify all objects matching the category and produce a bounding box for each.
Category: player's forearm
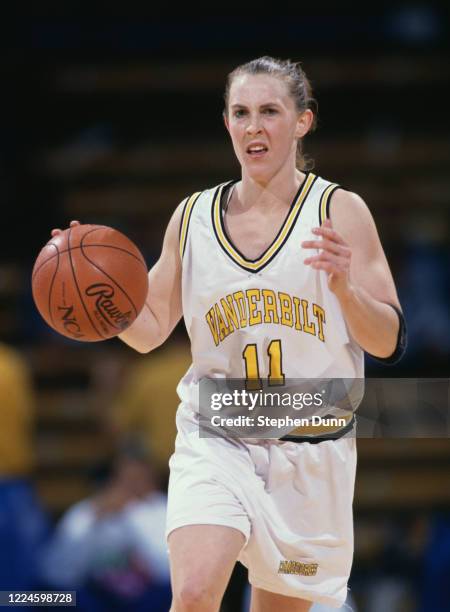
[336,285,399,358]
[118,300,164,353]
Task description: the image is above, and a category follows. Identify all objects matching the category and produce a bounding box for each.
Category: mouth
[246,144,268,158]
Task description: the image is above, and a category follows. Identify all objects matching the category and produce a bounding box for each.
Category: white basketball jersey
[177,172,364,428]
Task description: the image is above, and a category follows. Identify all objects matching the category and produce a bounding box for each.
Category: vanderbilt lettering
[205,289,326,347]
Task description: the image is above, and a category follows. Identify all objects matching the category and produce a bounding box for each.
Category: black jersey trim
[318,183,340,226]
[212,173,317,273]
[280,414,356,443]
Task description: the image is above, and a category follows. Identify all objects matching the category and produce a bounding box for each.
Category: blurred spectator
[0,343,34,476]
[0,342,48,589]
[419,513,450,611]
[110,338,192,477]
[399,214,450,367]
[361,515,427,612]
[40,443,171,612]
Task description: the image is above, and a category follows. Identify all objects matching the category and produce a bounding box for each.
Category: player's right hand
[51,220,81,237]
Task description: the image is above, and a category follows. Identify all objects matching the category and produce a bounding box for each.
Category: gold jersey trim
[179,191,202,259]
[319,183,340,226]
[212,172,317,273]
[285,412,354,438]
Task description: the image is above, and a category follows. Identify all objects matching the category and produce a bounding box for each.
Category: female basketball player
[54,57,405,611]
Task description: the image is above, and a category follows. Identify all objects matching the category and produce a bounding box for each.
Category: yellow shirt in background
[0,344,34,476]
[111,341,192,471]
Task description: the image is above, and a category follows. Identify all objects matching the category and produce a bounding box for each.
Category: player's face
[224,74,308,182]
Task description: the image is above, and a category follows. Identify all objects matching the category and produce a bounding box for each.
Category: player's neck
[236,167,306,213]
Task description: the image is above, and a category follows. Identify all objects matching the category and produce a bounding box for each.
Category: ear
[295,109,314,138]
[223,111,230,133]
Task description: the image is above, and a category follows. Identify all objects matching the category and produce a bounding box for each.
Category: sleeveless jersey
[177,172,364,436]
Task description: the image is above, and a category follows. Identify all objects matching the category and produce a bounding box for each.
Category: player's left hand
[51,220,80,237]
[302,218,353,298]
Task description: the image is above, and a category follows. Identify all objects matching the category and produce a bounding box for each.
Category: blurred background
[1,7,450,611]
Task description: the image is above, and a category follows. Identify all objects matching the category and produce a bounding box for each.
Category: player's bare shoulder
[328,187,379,247]
[329,188,372,220]
[164,199,188,246]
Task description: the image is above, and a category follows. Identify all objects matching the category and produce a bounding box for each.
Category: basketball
[32,224,149,341]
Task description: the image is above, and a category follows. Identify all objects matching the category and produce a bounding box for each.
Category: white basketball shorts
[166,403,357,608]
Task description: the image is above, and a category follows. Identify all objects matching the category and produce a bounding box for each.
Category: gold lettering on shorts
[278,560,318,576]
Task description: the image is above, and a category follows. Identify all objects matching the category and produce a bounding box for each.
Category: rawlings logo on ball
[85,283,132,330]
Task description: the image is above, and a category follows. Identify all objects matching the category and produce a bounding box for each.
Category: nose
[245,113,263,135]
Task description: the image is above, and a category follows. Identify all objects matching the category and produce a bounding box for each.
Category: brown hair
[223,56,318,171]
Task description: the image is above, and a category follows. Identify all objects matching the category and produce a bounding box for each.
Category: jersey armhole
[179,191,202,259]
[318,183,341,226]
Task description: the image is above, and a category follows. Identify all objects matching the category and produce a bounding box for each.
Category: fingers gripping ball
[32,225,149,341]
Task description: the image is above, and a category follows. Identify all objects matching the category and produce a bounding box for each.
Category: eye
[263,108,278,115]
[233,109,247,118]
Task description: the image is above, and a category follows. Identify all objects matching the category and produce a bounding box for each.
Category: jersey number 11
[243,339,285,390]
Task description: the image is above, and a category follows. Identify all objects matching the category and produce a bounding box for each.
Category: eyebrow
[230,102,281,109]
